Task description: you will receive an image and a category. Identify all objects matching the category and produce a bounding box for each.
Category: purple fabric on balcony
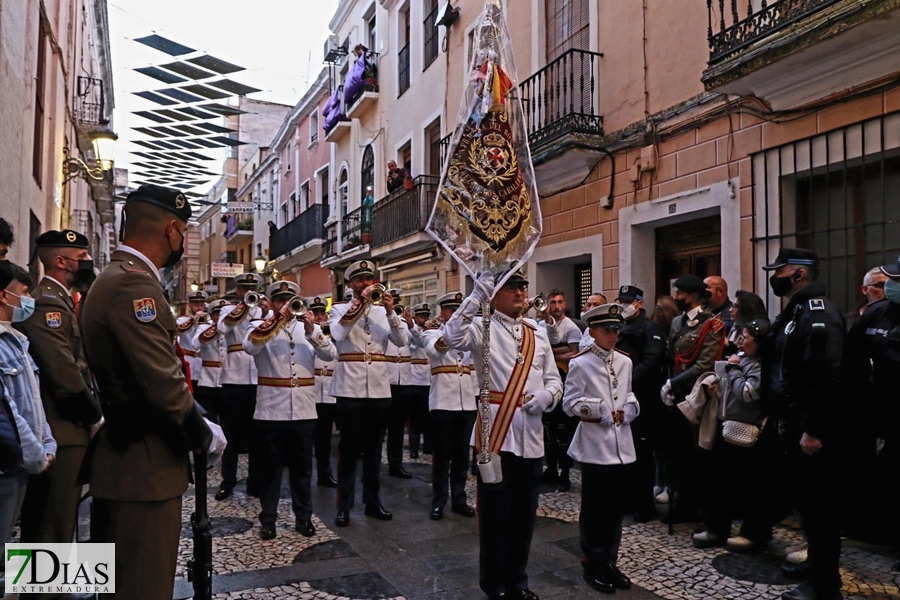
[322,87,343,132]
[343,54,368,107]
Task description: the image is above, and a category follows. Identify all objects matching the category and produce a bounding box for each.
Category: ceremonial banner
[425,0,541,288]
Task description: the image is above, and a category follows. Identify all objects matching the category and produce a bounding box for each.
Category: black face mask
[674,298,691,313]
[162,226,185,269]
[62,257,96,290]
[769,271,800,298]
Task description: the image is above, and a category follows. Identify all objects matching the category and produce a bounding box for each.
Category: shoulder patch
[614,347,630,357]
[710,314,725,333]
[570,347,591,358]
[809,299,825,311]
[133,298,157,323]
[45,312,62,328]
[176,319,194,332]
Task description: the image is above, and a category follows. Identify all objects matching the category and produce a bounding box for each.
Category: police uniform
[79,185,212,600]
[15,230,102,548]
[328,261,408,525]
[442,269,562,598]
[176,290,208,388]
[193,299,229,420]
[216,272,263,498]
[563,304,637,593]
[385,289,415,476]
[760,249,845,600]
[242,281,336,539]
[423,293,476,520]
[310,296,338,487]
[406,302,433,457]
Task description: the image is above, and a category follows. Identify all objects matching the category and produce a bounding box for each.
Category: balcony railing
[341,206,365,251]
[398,43,411,96]
[372,175,439,247]
[225,214,253,239]
[423,4,440,70]
[323,223,338,259]
[439,133,452,171]
[76,76,106,125]
[269,204,324,259]
[707,0,843,64]
[518,49,603,148]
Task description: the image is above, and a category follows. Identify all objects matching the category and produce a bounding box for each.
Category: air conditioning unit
[324,35,346,63]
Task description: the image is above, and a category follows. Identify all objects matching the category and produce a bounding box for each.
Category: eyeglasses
[868,282,885,288]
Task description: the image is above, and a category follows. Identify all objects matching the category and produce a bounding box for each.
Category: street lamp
[190,281,199,293]
[255,254,267,274]
[62,128,118,184]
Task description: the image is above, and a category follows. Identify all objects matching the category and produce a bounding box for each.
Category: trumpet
[287,296,308,316]
[522,294,547,315]
[245,291,261,308]
[393,304,406,316]
[195,313,211,325]
[424,316,443,329]
[362,283,386,306]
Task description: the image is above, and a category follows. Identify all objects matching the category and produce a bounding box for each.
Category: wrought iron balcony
[398,43,411,96]
[518,49,603,151]
[323,223,338,259]
[76,76,106,125]
[341,206,365,251]
[371,175,439,248]
[269,204,325,260]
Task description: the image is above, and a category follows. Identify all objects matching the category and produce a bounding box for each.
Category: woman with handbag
[692,319,780,552]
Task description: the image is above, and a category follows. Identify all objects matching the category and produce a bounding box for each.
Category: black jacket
[615,310,667,406]
[761,282,844,442]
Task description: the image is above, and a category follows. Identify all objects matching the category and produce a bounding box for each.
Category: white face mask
[617,302,637,320]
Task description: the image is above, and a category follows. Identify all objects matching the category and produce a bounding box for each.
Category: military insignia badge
[65,231,77,243]
[809,299,825,311]
[175,194,186,209]
[609,305,619,317]
[580,405,591,417]
[280,282,289,292]
[133,298,157,323]
[455,293,462,301]
[360,261,368,269]
[45,312,62,328]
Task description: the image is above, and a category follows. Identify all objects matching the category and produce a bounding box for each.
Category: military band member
[14,230,101,551]
[385,288,414,477]
[193,299,229,420]
[406,302,434,458]
[423,292,476,521]
[564,304,638,594]
[310,296,338,487]
[242,281,336,540]
[442,269,563,600]
[328,260,408,527]
[79,184,225,600]
[177,290,208,389]
[216,272,264,500]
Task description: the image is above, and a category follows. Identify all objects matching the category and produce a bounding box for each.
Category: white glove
[521,390,554,415]
[472,271,496,303]
[597,403,615,426]
[622,402,639,425]
[205,418,227,455]
[660,380,675,405]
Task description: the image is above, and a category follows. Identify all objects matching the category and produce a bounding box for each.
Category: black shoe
[335,510,350,527]
[487,594,507,599]
[513,590,539,600]
[557,474,571,492]
[214,487,233,501]
[608,564,631,590]
[540,469,558,485]
[584,566,615,594]
[410,450,419,459]
[781,582,843,600]
[389,465,413,479]
[317,474,338,488]
[296,518,316,537]
[782,561,812,581]
[364,504,393,521]
[259,523,276,540]
[451,504,476,518]
[430,506,443,521]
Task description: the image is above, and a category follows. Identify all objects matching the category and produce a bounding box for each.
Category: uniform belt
[183,350,200,357]
[432,365,473,376]
[201,360,222,368]
[339,353,387,364]
[410,358,429,365]
[386,355,410,363]
[257,376,315,388]
[227,344,243,353]
[581,418,602,423]
[314,368,334,376]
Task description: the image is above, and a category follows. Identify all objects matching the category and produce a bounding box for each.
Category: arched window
[360,145,375,202]
[339,167,349,218]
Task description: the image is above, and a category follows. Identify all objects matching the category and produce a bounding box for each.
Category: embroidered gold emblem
[66,231,77,243]
[175,194,186,209]
[609,305,619,317]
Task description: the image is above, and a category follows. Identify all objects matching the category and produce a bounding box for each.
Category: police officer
[563,303,638,594]
[761,248,844,600]
[385,288,414,477]
[442,268,562,600]
[310,296,338,487]
[661,275,726,523]
[216,272,264,500]
[243,281,336,540]
[16,230,101,548]
[193,299,229,420]
[79,184,225,600]
[177,290,208,389]
[329,260,408,526]
[405,302,433,459]
[423,292,476,521]
[612,285,667,522]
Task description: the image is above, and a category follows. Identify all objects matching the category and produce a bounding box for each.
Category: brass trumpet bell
[288,296,308,316]
[245,292,261,308]
[363,283,386,306]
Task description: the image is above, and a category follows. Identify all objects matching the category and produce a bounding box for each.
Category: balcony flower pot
[361,232,373,245]
[403,177,414,190]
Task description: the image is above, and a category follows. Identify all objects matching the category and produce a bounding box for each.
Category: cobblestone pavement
[166,440,899,600]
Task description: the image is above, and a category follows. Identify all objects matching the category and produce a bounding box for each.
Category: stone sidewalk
[162,443,900,600]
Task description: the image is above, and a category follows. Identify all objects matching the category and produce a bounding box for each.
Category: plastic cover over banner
[426,0,541,289]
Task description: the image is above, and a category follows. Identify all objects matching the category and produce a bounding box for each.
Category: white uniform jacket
[176,317,202,379]
[243,317,336,421]
[218,303,262,385]
[442,298,563,458]
[314,328,337,405]
[193,321,226,389]
[406,324,433,387]
[563,345,639,466]
[423,328,476,411]
[385,320,411,386]
[327,302,408,399]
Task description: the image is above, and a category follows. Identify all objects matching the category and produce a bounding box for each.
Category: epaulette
[614,348,630,357]
[522,320,537,331]
[223,302,248,325]
[248,313,285,344]
[570,347,591,358]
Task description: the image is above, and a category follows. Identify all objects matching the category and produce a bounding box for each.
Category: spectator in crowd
[704,276,734,333]
[386,160,409,194]
[724,290,768,357]
[845,267,887,328]
[0,218,13,260]
[652,295,679,339]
